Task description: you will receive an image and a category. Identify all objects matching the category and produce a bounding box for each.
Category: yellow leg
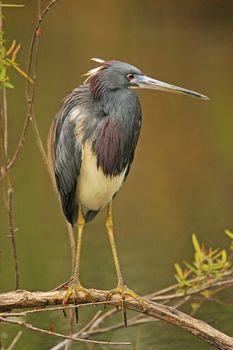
[64,206,94,321]
[106,202,124,287]
[106,202,147,326]
[73,206,85,285]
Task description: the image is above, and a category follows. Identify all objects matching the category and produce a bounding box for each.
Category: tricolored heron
[48,58,208,322]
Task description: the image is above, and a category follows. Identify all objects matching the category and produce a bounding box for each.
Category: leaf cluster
[174,232,232,289]
[0,31,33,89]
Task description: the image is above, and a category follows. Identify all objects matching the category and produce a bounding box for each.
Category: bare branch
[0,289,232,349]
[4,0,76,296]
[0,316,130,346]
[3,87,8,158]
[6,331,22,350]
[0,2,20,290]
[7,188,20,289]
[152,276,233,301]
[31,110,47,165]
[146,269,233,299]
[81,297,191,339]
[7,0,60,169]
[51,311,103,350]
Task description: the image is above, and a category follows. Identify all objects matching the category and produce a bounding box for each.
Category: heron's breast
[77,142,125,211]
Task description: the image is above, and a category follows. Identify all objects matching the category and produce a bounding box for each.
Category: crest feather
[91,58,105,63]
[83,58,106,83]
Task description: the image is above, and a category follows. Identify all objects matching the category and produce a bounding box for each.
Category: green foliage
[0,10,33,89]
[225,229,233,251]
[174,232,232,289]
[174,263,192,288]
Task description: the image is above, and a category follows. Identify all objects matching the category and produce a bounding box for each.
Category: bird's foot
[106,284,148,326]
[63,283,95,322]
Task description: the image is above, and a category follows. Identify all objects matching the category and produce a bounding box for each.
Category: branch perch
[0,289,232,350]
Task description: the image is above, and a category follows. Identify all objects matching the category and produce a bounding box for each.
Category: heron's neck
[92,89,142,176]
[98,89,140,115]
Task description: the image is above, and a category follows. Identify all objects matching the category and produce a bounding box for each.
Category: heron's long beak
[134,75,209,100]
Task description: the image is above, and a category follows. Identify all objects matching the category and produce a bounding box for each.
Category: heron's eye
[127,74,135,81]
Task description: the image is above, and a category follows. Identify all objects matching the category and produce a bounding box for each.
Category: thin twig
[151,277,233,301]
[53,311,102,350]
[27,0,47,167]
[5,0,76,295]
[26,0,59,96]
[0,316,131,346]
[81,296,191,339]
[6,100,31,169]
[206,297,233,307]
[0,3,20,290]
[3,87,8,158]
[82,314,154,338]
[0,299,126,318]
[88,307,118,331]
[78,311,103,335]
[7,188,20,289]
[145,269,233,299]
[4,1,77,298]
[50,277,73,292]
[31,110,47,164]
[65,308,75,350]
[6,331,22,350]
[0,2,6,176]
[0,98,6,192]
[7,0,60,170]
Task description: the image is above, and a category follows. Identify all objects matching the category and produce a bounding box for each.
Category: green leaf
[0,66,6,81]
[213,250,224,259]
[192,234,203,259]
[184,261,198,274]
[174,263,183,279]
[191,303,201,311]
[201,290,211,298]
[2,81,14,88]
[225,229,233,240]
[194,252,201,265]
[0,46,6,58]
[6,59,34,83]
[221,249,227,263]
[202,263,210,272]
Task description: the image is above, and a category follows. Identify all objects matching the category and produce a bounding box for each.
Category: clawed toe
[63,284,94,322]
[106,284,148,326]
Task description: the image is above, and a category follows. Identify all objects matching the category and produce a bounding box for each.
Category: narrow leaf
[3,81,14,88]
[225,229,233,240]
[0,66,6,80]
[192,233,203,259]
[184,261,198,274]
[174,263,183,279]
[0,46,6,59]
[6,60,33,83]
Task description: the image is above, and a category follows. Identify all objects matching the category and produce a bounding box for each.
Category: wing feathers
[49,107,83,225]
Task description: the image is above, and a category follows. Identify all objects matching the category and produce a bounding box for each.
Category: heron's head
[84,58,209,100]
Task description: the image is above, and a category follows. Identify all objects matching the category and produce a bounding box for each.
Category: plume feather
[83,58,106,83]
[91,58,105,63]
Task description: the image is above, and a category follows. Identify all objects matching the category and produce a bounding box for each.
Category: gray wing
[51,107,82,226]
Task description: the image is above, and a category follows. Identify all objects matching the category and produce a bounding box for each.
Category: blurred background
[0,0,233,348]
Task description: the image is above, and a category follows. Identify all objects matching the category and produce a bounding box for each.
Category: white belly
[77,143,125,210]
